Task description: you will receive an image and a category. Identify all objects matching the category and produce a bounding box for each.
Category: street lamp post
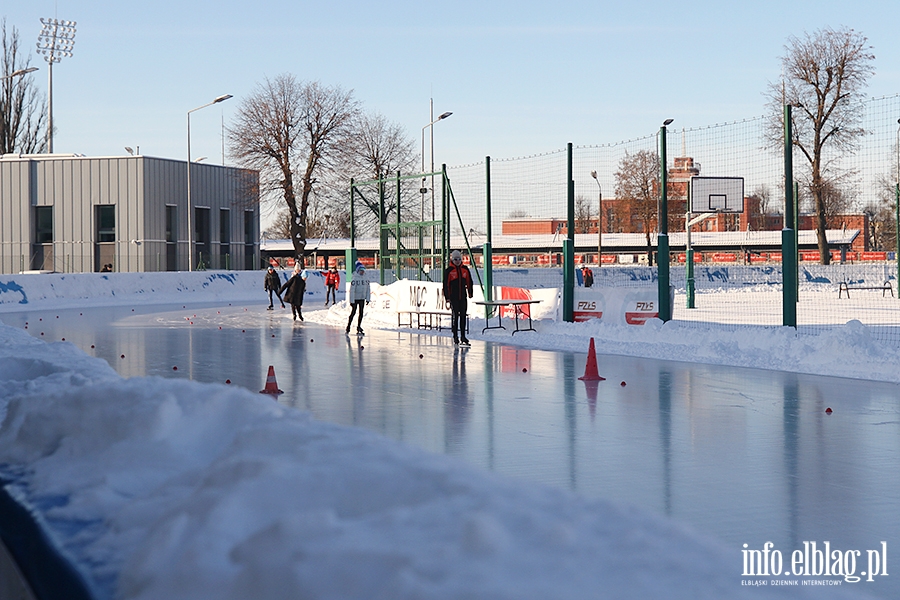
[36,18,76,153]
[187,94,232,271]
[420,101,452,222]
[590,170,602,266]
[0,66,39,81]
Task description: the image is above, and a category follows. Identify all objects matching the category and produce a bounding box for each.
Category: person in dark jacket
[442,249,473,345]
[581,265,594,288]
[279,266,307,321]
[264,266,285,309]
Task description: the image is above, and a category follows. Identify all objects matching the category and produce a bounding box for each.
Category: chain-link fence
[439,94,900,346]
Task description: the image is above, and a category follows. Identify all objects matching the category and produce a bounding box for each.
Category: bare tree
[614,149,659,265]
[228,75,359,260]
[330,111,419,235]
[766,27,874,264]
[575,194,592,234]
[0,19,46,154]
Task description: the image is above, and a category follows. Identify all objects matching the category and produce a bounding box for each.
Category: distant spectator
[100,263,112,273]
[264,266,285,310]
[321,266,340,306]
[581,265,594,288]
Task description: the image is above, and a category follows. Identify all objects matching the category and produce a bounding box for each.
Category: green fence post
[395,171,401,282]
[484,157,493,317]
[895,183,899,290]
[563,239,574,322]
[345,248,357,287]
[783,104,798,327]
[657,122,672,322]
[563,143,574,323]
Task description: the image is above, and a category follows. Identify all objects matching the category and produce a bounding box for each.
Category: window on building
[35,206,53,243]
[166,205,177,242]
[97,205,116,242]
[244,210,255,245]
[220,208,231,246]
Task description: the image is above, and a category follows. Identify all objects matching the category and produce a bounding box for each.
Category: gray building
[0,153,259,274]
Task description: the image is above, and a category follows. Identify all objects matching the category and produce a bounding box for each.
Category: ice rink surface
[4,301,899,598]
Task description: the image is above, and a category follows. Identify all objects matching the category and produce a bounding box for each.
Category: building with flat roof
[0,153,259,273]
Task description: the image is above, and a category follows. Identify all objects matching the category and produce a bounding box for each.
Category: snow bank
[0,270,336,313]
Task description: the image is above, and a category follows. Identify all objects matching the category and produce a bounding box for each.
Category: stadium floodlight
[36,17,77,153]
[187,94,233,271]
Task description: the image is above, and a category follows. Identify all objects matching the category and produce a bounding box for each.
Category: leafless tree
[332,111,419,236]
[228,75,359,259]
[614,149,659,265]
[765,26,874,264]
[0,19,46,154]
[575,194,592,234]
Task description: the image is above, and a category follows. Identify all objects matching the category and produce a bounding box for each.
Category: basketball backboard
[689,176,744,213]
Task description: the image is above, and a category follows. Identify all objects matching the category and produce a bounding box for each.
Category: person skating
[321,266,340,306]
[264,265,285,309]
[443,249,473,345]
[279,266,307,321]
[346,263,370,334]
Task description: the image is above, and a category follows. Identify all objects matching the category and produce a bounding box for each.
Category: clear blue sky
[6,2,900,198]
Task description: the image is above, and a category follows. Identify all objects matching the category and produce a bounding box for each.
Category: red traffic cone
[259,365,284,395]
[578,338,606,381]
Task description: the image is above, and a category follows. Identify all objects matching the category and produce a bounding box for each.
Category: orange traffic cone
[578,338,606,381]
[259,365,284,395]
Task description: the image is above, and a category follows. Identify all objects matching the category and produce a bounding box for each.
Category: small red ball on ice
[120,354,125,359]
[522,368,527,373]
[173,366,178,371]
[419,354,424,359]
[825,407,833,414]
[621,381,626,387]
[225,379,231,384]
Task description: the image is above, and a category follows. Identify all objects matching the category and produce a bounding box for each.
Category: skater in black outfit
[264,266,285,309]
[279,266,307,321]
[443,250,473,345]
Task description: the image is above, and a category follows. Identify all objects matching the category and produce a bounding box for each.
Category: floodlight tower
[36,18,77,153]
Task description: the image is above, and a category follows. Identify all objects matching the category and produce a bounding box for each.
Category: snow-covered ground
[1,269,894,599]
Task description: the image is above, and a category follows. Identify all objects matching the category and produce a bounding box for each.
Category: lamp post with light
[590,170,603,267]
[187,94,232,271]
[0,66,39,81]
[420,104,452,222]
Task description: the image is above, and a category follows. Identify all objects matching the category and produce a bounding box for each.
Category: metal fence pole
[783,104,798,327]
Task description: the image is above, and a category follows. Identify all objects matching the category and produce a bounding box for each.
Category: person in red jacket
[320,266,340,306]
[442,250,473,345]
